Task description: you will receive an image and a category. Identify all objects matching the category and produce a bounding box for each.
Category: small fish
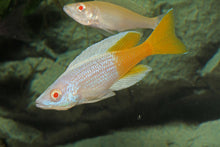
[63,1,164,33]
[35,9,187,110]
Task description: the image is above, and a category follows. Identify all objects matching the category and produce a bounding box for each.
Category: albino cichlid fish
[35,9,187,110]
[63,1,164,33]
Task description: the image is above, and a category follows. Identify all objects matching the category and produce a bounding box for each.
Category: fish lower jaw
[35,102,73,110]
[35,103,52,110]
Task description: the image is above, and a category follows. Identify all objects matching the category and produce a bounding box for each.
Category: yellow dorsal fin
[66,31,141,71]
[110,64,152,91]
[108,32,141,52]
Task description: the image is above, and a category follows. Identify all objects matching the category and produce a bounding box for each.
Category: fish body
[63,1,164,32]
[35,9,187,110]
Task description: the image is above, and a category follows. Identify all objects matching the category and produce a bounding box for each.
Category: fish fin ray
[66,31,141,70]
[81,90,115,104]
[145,9,187,55]
[97,28,115,36]
[110,64,152,91]
[99,91,115,99]
[102,28,116,34]
[107,31,141,52]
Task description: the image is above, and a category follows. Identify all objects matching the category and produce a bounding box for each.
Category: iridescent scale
[66,53,119,97]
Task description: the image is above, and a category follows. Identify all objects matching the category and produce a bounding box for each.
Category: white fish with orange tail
[35,9,187,110]
[63,1,164,33]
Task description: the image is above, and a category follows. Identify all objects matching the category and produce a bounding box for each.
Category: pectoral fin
[110,64,152,91]
[81,90,115,104]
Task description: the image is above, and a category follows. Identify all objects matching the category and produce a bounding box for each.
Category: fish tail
[144,9,187,55]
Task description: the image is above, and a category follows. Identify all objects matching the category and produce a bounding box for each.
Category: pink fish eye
[50,89,62,101]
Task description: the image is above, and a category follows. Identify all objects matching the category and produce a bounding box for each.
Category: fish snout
[35,97,50,109]
[63,5,71,14]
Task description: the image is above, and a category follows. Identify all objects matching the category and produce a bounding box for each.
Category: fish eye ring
[50,89,62,101]
[77,3,86,12]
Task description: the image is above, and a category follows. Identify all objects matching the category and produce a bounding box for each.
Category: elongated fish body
[63,1,164,32]
[35,9,187,110]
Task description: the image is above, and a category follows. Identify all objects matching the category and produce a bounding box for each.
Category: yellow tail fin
[146,9,187,55]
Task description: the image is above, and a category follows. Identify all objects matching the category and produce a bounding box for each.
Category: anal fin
[110,64,152,91]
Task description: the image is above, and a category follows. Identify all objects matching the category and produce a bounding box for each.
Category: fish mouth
[35,98,52,110]
[63,6,78,21]
[63,6,68,12]
[63,5,89,26]
[63,5,72,16]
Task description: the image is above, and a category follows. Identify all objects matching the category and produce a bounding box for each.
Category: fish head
[63,2,99,26]
[35,76,80,110]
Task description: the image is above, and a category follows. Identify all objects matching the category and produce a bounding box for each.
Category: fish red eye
[77,4,85,12]
[50,89,62,101]
[53,92,59,98]
[78,5,84,11]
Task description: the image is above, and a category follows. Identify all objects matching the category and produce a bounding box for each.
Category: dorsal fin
[66,31,141,70]
[107,31,141,52]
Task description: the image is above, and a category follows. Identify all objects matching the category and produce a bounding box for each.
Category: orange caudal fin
[146,9,187,55]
